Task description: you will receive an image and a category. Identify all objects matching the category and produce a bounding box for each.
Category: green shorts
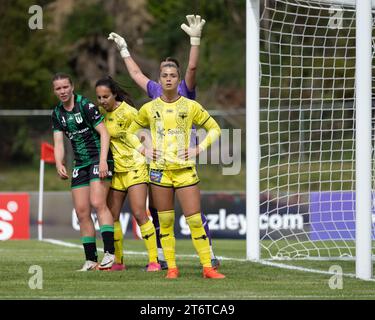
[71,162,114,189]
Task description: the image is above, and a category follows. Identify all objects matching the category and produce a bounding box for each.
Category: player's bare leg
[90,180,115,270]
[72,186,98,271]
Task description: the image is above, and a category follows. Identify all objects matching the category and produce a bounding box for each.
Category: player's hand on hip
[178,147,200,160]
[181,15,206,46]
[142,147,161,162]
[108,32,130,58]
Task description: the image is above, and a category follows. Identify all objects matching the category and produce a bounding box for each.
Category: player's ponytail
[95,76,135,107]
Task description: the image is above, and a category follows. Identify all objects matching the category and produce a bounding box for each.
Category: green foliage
[0,0,67,163]
[145,0,245,89]
[62,2,114,43]
[10,126,36,163]
[0,0,66,109]
[0,0,246,163]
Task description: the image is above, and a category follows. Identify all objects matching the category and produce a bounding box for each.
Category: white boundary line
[43,239,375,282]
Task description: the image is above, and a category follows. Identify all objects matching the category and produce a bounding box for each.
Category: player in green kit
[51,73,115,271]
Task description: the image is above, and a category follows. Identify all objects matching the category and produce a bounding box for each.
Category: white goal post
[246,0,374,280]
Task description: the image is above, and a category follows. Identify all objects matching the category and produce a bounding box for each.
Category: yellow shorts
[111,165,148,192]
[149,166,200,188]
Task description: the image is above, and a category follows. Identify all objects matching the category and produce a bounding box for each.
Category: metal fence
[0,108,246,164]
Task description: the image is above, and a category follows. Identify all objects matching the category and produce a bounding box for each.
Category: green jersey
[51,94,113,168]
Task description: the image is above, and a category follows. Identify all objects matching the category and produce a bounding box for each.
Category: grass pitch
[0,239,375,300]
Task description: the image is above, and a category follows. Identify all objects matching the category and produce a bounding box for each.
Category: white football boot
[98,252,115,270]
[77,260,99,271]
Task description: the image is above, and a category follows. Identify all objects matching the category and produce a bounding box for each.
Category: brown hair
[52,73,73,85]
[160,63,181,78]
[161,57,180,68]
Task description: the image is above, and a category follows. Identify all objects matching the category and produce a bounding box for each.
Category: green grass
[1,239,375,300]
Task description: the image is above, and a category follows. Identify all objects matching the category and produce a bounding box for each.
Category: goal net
[259,0,375,259]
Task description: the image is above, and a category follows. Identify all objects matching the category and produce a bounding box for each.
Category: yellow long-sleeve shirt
[127,96,221,170]
[100,101,146,172]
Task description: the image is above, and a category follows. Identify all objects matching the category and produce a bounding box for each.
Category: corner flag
[38,142,55,240]
[41,142,55,164]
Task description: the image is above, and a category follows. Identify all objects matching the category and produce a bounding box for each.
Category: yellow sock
[113,221,123,264]
[140,219,158,263]
[158,210,176,269]
[186,213,212,268]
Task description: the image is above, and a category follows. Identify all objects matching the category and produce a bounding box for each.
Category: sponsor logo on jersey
[66,127,89,140]
[150,170,163,183]
[167,128,184,135]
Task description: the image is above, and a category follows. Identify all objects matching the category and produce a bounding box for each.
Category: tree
[0,0,66,163]
[145,0,246,107]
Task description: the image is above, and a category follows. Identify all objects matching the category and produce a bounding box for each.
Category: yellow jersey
[100,101,146,172]
[128,96,221,170]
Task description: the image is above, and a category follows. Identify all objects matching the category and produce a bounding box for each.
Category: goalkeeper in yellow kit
[127,63,225,279]
[95,76,161,272]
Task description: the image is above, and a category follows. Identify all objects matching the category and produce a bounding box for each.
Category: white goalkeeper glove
[180,15,206,46]
[108,32,130,58]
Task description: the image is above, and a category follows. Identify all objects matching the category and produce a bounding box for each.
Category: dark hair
[161,57,180,68]
[52,73,73,85]
[95,76,134,107]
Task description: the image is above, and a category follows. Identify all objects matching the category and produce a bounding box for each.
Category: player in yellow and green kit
[95,77,161,272]
[127,63,225,279]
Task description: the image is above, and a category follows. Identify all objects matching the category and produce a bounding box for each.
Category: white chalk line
[42,238,375,282]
